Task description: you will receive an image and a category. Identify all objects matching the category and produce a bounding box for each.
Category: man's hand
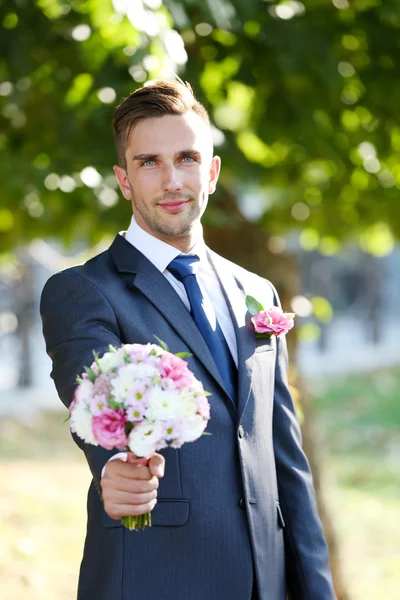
[101,453,165,520]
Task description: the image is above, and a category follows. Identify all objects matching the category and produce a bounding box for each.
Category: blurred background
[1,0,399,598]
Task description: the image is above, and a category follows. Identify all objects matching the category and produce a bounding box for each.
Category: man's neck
[134,219,203,254]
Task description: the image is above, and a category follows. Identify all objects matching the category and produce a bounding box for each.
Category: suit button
[239,497,245,509]
[238,426,244,438]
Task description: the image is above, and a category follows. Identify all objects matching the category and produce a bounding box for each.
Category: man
[40,80,336,600]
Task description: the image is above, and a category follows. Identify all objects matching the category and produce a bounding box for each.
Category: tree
[1,0,399,253]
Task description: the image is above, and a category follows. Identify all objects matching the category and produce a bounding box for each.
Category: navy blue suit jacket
[40,234,336,600]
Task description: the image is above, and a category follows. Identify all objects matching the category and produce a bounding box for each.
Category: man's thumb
[149,453,165,478]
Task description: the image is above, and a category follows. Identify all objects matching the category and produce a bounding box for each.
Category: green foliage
[83,365,96,382]
[153,335,169,351]
[1,0,400,252]
[245,294,264,316]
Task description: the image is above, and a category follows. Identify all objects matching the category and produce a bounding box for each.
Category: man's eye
[141,160,155,167]
[181,156,195,163]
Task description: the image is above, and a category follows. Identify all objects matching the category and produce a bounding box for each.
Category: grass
[0,370,399,599]
[313,368,400,600]
[0,412,88,599]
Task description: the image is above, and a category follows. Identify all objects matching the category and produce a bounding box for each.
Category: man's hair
[112,80,211,168]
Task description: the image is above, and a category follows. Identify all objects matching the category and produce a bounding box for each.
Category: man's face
[114,111,220,247]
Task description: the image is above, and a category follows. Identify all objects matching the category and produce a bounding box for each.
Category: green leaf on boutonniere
[175,352,192,358]
[284,313,296,320]
[153,335,170,352]
[245,295,264,316]
[255,332,273,339]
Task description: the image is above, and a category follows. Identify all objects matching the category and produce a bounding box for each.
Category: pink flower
[126,381,149,404]
[159,353,193,389]
[92,408,128,450]
[126,400,147,422]
[89,394,108,416]
[251,307,294,337]
[162,419,184,441]
[125,344,161,366]
[93,372,114,398]
[89,362,100,376]
[196,395,211,419]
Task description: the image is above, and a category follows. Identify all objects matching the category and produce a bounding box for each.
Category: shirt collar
[124,215,207,273]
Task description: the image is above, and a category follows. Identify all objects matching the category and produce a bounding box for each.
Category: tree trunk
[204,193,350,600]
[16,249,35,388]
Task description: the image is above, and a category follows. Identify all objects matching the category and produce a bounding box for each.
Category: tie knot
[168,255,200,282]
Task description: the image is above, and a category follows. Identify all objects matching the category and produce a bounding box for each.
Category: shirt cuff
[100,452,128,479]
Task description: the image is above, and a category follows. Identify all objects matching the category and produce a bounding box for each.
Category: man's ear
[114,165,132,200]
[208,156,221,195]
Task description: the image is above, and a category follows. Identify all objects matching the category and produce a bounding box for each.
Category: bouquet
[70,340,211,530]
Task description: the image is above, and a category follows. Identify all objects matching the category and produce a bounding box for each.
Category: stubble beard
[130,186,205,241]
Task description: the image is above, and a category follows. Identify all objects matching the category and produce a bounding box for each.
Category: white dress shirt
[103,216,238,474]
[124,215,238,366]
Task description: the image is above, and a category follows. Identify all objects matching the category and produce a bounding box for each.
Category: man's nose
[162,163,182,192]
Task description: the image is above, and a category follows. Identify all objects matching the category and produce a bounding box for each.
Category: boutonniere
[245,295,295,338]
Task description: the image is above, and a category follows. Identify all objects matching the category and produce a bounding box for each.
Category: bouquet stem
[121,513,152,530]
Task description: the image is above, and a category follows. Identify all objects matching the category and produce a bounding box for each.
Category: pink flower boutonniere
[245,295,295,339]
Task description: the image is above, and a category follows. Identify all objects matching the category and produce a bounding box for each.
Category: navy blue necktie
[168,255,237,401]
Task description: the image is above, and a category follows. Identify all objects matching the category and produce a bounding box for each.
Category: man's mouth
[158,199,189,213]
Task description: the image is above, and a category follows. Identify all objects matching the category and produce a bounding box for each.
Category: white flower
[128,420,163,457]
[128,362,158,379]
[177,387,198,419]
[111,367,137,402]
[75,378,94,405]
[111,363,158,402]
[70,402,98,446]
[97,349,124,372]
[145,387,182,421]
[146,343,164,357]
[180,415,207,443]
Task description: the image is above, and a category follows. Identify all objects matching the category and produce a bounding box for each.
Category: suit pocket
[254,338,274,353]
[255,345,274,354]
[103,499,190,528]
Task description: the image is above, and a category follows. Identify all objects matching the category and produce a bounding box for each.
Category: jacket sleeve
[270,286,336,599]
[40,269,124,494]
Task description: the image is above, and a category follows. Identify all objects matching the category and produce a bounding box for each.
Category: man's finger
[106,498,157,520]
[149,453,165,478]
[104,460,152,480]
[101,475,159,495]
[103,489,158,507]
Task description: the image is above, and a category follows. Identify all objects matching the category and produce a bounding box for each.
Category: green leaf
[107,398,123,410]
[84,366,96,383]
[245,295,264,316]
[175,352,192,358]
[255,332,273,340]
[92,350,101,371]
[153,335,169,352]
[125,421,134,436]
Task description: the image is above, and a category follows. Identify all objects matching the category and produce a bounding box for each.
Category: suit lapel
[207,250,256,421]
[109,235,234,416]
